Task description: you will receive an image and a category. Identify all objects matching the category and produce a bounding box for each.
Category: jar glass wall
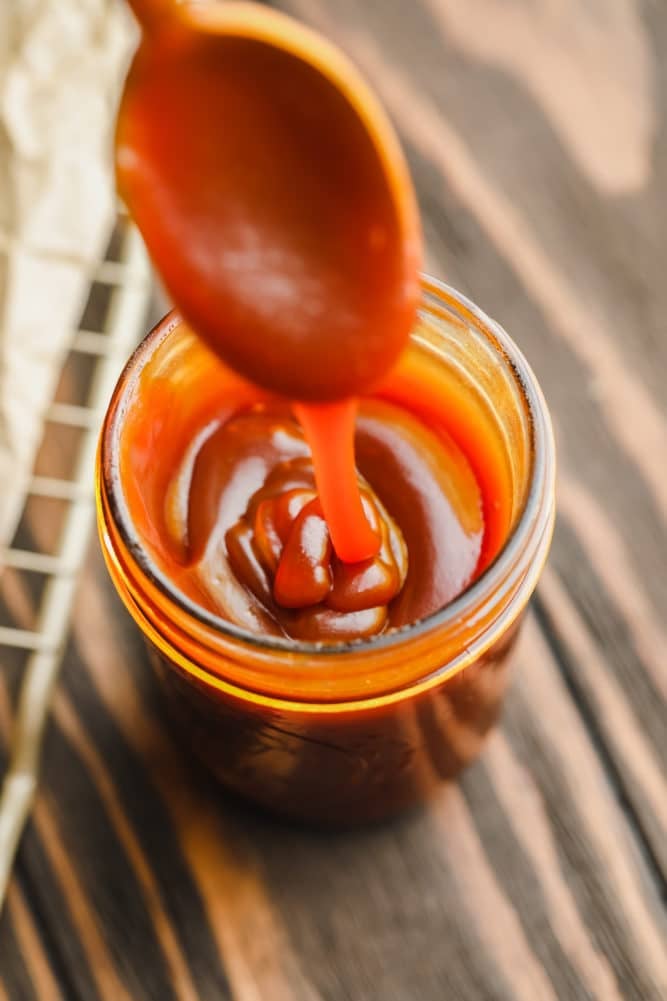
[96,277,555,825]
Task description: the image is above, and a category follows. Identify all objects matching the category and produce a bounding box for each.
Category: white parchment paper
[0,0,137,544]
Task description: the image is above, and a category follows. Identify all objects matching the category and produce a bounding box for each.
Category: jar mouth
[100,274,554,659]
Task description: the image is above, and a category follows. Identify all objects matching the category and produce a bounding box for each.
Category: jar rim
[100,274,555,659]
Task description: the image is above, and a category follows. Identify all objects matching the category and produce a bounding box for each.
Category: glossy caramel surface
[118,321,509,643]
[165,401,482,640]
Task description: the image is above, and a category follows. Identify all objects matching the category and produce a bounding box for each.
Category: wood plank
[536,567,667,881]
[0,685,134,1001]
[275,0,667,884]
[2,543,661,1000]
[0,898,37,1001]
[2,881,65,1001]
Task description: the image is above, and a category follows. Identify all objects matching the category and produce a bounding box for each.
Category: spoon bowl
[117,1,422,400]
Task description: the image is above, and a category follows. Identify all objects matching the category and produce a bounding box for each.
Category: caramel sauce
[126,388,483,643]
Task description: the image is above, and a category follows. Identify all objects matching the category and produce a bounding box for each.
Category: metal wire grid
[0,219,152,909]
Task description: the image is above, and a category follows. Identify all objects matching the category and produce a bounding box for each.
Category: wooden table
[1,1,665,998]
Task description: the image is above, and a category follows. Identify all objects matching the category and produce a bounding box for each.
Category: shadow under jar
[96,276,555,826]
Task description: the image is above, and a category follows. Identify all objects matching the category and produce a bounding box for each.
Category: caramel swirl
[160,402,484,643]
[225,456,408,641]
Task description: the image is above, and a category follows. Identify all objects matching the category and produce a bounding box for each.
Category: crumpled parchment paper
[0,0,137,545]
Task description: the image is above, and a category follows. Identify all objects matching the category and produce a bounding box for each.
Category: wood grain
[3,547,665,1000]
[1,1,666,998]
[281,0,667,888]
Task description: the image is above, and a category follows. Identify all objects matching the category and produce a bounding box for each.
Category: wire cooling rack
[0,216,153,910]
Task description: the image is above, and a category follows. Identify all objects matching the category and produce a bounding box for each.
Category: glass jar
[96,276,555,825]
